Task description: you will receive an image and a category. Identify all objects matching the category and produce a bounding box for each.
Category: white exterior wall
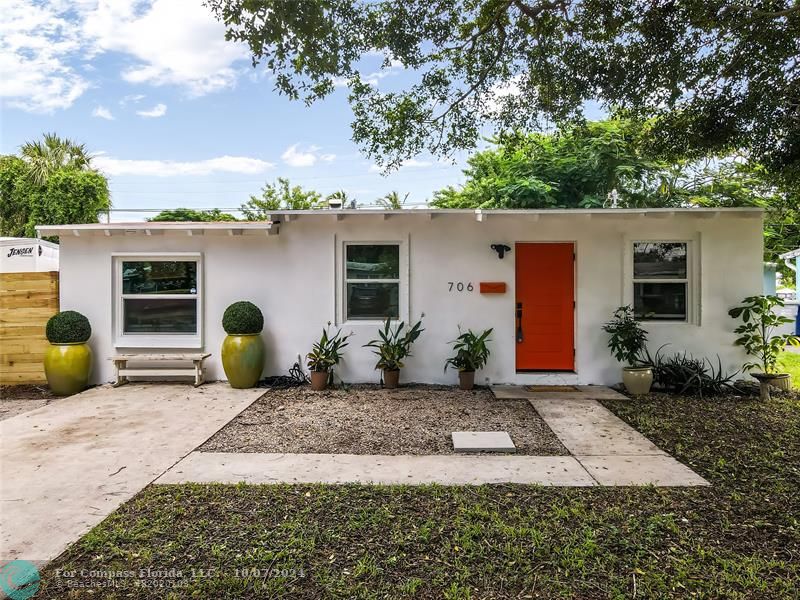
[57,212,762,386]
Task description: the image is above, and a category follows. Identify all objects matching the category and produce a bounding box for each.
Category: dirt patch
[0,384,61,420]
[202,384,568,455]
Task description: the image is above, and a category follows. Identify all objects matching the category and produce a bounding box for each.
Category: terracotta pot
[383,369,400,389]
[310,370,329,391]
[458,370,475,390]
[752,372,790,401]
[622,366,653,395]
[221,333,264,389]
[44,342,92,396]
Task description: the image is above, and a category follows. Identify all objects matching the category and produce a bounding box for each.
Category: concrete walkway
[157,453,597,486]
[0,383,262,563]
[497,385,708,487]
[156,385,707,488]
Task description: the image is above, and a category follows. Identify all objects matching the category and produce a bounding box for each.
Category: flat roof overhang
[36,221,280,238]
[36,207,763,237]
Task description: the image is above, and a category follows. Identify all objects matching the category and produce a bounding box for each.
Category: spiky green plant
[364,316,424,371]
[306,324,353,373]
[444,328,493,373]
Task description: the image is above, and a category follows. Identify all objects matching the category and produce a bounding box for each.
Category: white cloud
[119,93,145,106]
[136,103,167,118]
[0,1,90,112]
[0,1,251,113]
[369,158,433,173]
[92,105,114,120]
[83,0,249,96]
[94,155,275,177]
[281,144,336,168]
[332,59,406,88]
[486,74,524,113]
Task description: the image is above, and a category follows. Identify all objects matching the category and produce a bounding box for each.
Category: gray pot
[752,372,790,401]
[622,366,653,395]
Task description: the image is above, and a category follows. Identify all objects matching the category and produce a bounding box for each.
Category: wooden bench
[111,353,211,387]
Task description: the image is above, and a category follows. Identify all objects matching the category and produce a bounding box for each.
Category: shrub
[602,306,648,367]
[445,328,493,372]
[222,301,264,335]
[728,295,800,374]
[46,310,91,344]
[639,346,740,397]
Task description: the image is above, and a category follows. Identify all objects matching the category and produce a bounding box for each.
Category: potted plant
[306,324,353,391]
[602,306,652,395]
[364,316,424,388]
[44,310,92,396]
[221,301,265,389]
[444,328,493,390]
[729,294,800,401]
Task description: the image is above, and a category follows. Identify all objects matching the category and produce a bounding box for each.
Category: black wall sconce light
[491,243,511,259]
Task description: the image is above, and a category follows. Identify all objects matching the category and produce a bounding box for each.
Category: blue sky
[0,0,475,220]
[1,1,606,220]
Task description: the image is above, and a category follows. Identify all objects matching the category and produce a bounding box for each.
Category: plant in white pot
[363,316,424,388]
[729,294,800,401]
[602,306,652,395]
[306,324,353,391]
[444,328,493,390]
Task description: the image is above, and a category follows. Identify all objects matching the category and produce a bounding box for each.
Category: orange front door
[515,243,575,371]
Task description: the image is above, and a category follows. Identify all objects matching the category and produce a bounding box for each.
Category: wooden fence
[0,271,59,385]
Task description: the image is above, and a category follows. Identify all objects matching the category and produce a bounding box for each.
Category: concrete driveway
[0,383,262,564]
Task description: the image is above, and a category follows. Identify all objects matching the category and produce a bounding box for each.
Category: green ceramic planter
[222,334,265,388]
[44,342,92,396]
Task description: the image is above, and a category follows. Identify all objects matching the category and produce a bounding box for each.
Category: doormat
[525,385,581,392]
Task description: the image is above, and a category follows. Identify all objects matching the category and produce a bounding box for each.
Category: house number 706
[448,282,474,292]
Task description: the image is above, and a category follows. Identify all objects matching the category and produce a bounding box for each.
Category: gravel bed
[202,384,568,455]
[0,384,61,420]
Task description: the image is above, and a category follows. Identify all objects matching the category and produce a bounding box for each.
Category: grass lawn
[36,392,800,599]
[778,352,800,388]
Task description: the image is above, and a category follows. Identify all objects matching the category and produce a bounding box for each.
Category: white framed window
[343,242,402,321]
[113,253,202,348]
[631,241,690,322]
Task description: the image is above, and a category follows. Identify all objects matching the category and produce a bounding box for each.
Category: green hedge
[222,301,264,335]
[46,310,91,344]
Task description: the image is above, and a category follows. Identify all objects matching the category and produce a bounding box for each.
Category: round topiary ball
[222,301,264,335]
[46,310,92,344]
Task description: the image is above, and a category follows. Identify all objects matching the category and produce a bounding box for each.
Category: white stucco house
[37,207,763,386]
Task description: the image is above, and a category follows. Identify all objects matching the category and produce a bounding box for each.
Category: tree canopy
[377,191,409,209]
[20,133,93,186]
[149,208,238,222]
[210,0,800,176]
[241,177,324,218]
[432,120,676,209]
[0,134,110,238]
[432,119,799,283]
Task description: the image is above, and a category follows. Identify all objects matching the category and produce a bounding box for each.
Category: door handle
[516,302,523,343]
